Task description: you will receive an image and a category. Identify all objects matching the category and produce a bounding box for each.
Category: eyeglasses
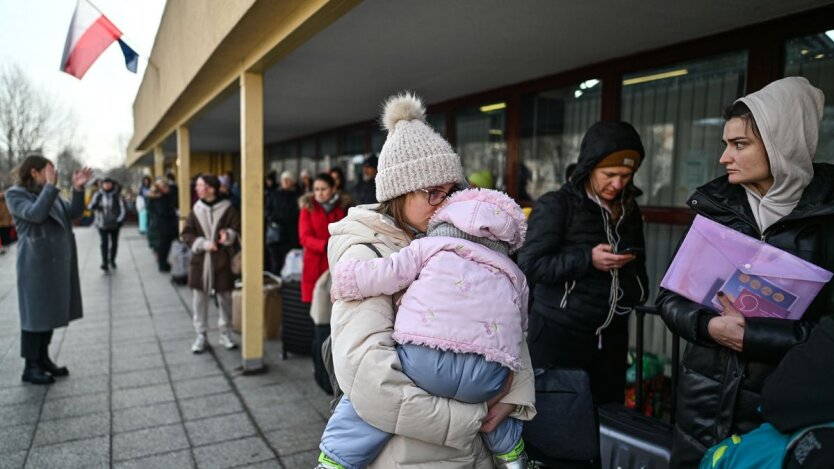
[417,184,466,206]
[417,188,449,206]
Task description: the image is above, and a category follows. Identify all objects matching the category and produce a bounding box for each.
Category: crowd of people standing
[3,77,833,468]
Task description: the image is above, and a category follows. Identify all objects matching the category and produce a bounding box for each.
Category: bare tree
[56,145,84,190]
[106,164,144,193]
[0,64,66,172]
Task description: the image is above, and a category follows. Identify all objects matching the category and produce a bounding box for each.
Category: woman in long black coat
[148,179,179,272]
[5,154,93,385]
[657,77,834,468]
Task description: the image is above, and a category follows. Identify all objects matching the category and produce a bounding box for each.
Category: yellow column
[154,146,165,179]
[176,126,192,230]
[240,71,265,372]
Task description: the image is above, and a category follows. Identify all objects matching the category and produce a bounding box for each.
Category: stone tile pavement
[0,226,332,468]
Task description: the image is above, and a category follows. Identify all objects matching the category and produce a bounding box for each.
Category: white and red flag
[60,0,138,79]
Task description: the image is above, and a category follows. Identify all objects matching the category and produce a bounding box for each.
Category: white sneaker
[219,332,237,350]
[191,334,207,353]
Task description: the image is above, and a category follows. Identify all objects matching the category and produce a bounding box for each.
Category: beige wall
[128,0,361,166]
[168,152,235,180]
[190,152,235,177]
[129,0,254,165]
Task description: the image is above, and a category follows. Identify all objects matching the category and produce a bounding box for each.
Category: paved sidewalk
[0,226,331,468]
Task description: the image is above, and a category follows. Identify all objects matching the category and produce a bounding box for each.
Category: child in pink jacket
[317,188,530,469]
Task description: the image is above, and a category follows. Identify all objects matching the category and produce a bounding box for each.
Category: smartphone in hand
[617,247,644,257]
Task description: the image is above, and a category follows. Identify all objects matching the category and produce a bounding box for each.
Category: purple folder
[660,215,832,320]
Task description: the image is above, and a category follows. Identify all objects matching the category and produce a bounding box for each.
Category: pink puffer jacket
[332,188,529,370]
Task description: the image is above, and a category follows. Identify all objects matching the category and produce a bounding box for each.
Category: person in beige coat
[319,92,535,469]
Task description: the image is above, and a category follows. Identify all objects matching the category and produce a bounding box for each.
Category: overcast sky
[0,0,166,170]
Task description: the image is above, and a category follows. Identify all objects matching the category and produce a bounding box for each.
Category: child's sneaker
[314,452,345,469]
[493,439,531,469]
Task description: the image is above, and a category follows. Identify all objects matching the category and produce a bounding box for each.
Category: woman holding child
[318,92,535,468]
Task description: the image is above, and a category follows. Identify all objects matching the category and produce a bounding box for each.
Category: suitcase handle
[634,305,680,425]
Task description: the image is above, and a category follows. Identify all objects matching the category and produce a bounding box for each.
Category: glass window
[426,113,447,138]
[300,138,319,176]
[319,134,337,171]
[280,142,299,179]
[622,52,747,306]
[455,103,506,191]
[340,128,366,155]
[520,80,602,201]
[372,127,386,154]
[338,128,367,188]
[266,144,283,173]
[622,51,748,208]
[785,30,834,164]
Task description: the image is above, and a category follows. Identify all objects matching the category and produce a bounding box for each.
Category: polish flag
[60,0,136,79]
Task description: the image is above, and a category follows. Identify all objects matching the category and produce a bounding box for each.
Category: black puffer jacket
[657,163,834,468]
[519,122,650,334]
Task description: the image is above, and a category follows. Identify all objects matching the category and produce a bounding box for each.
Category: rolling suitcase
[280,280,315,359]
[599,305,679,469]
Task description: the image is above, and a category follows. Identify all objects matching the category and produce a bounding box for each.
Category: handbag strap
[360,242,383,258]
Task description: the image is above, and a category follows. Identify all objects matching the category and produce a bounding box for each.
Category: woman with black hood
[518,121,649,465]
[657,77,834,468]
[520,121,649,461]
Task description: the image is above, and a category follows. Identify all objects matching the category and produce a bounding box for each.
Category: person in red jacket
[298,173,346,303]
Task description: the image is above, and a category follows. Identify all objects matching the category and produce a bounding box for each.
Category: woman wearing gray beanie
[320,92,535,468]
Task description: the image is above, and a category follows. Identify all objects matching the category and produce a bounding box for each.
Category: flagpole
[82,0,159,71]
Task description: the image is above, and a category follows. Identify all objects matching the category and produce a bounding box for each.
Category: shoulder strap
[360,242,383,258]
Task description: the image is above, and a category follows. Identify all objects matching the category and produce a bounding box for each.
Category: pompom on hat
[375,92,465,202]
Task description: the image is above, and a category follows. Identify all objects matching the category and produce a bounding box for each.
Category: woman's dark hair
[198,173,221,193]
[265,171,277,186]
[142,176,152,187]
[315,172,336,188]
[16,154,52,191]
[724,102,762,141]
[329,167,345,190]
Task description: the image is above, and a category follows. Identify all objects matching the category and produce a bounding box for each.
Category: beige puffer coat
[327,205,536,468]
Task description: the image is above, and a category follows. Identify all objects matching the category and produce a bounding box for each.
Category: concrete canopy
[142,0,833,156]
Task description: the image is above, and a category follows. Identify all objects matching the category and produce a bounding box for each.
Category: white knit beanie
[376,92,465,202]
